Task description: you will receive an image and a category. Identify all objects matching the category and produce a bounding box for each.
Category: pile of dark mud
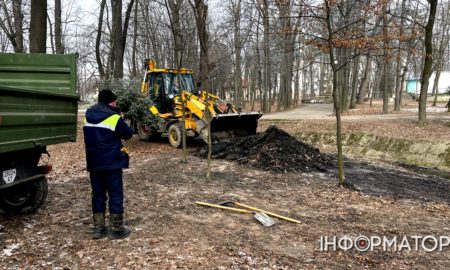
[198,126,335,173]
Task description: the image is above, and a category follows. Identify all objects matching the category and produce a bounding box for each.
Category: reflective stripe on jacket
[84,114,121,131]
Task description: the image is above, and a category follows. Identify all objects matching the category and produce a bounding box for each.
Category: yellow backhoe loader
[137,59,262,148]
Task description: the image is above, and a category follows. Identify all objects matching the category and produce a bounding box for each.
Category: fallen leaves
[1,116,450,269]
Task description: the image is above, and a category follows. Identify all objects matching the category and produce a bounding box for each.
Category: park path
[261,103,450,120]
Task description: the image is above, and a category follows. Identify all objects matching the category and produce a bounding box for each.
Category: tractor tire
[137,121,151,141]
[0,176,48,215]
[168,123,182,148]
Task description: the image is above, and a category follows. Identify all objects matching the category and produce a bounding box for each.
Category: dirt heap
[198,126,335,173]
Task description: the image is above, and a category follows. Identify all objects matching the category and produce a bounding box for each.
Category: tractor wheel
[168,123,182,148]
[137,121,151,141]
[0,176,48,215]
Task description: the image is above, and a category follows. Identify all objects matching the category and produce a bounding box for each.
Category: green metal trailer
[0,53,78,214]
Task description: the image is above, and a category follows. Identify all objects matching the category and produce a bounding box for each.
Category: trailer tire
[0,176,48,215]
[168,123,182,148]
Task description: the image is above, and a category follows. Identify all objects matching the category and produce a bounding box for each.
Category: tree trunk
[167,0,184,65]
[111,0,123,78]
[166,0,187,161]
[47,15,55,53]
[432,2,450,106]
[309,62,315,97]
[382,3,389,114]
[393,0,407,111]
[431,64,441,106]
[96,0,107,79]
[29,0,47,53]
[357,55,372,104]
[349,53,360,109]
[131,0,139,78]
[262,0,271,112]
[294,57,300,106]
[338,48,350,112]
[276,0,294,111]
[255,14,263,109]
[191,0,209,90]
[325,1,344,185]
[232,0,242,107]
[400,23,416,107]
[141,1,161,63]
[302,66,308,101]
[55,0,64,54]
[190,0,210,174]
[319,55,325,96]
[399,64,408,106]
[418,0,438,125]
[371,60,383,108]
[12,0,23,52]
[111,0,135,79]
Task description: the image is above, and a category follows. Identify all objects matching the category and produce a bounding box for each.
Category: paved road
[262,104,334,120]
[261,104,450,120]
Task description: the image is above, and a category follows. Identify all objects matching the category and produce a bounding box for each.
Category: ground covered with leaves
[1,120,450,269]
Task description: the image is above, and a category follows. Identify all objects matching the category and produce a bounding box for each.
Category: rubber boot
[109,213,131,240]
[92,212,108,239]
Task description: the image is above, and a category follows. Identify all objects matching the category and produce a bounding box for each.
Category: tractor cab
[142,60,196,113]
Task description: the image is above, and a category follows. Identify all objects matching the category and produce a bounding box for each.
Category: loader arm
[174,91,216,119]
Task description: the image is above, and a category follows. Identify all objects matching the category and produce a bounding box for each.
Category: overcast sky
[72,0,225,26]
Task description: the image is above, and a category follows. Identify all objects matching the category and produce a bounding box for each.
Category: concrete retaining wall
[296,132,450,171]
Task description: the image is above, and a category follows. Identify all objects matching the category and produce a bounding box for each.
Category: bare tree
[349,49,360,109]
[276,0,296,111]
[324,0,345,185]
[394,0,407,111]
[0,0,24,52]
[382,1,389,114]
[357,55,372,104]
[190,0,211,177]
[166,0,188,163]
[130,0,139,78]
[255,0,271,112]
[96,0,107,79]
[231,0,243,107]
[418,0,438,125]
[431,1,450,106]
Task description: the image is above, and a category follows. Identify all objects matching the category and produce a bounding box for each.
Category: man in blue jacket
[83,89,133,240]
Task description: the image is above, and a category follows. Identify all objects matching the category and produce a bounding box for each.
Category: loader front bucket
[206,112,263,141]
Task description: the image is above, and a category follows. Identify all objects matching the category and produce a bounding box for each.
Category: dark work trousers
[90,169,124,214]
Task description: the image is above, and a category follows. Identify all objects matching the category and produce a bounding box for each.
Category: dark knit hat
[98,89,117,104]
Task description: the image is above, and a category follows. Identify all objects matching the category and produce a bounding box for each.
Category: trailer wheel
[168,124,182,148]
[0,176,48,215]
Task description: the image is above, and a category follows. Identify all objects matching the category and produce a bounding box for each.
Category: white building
[406,71,450,95]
